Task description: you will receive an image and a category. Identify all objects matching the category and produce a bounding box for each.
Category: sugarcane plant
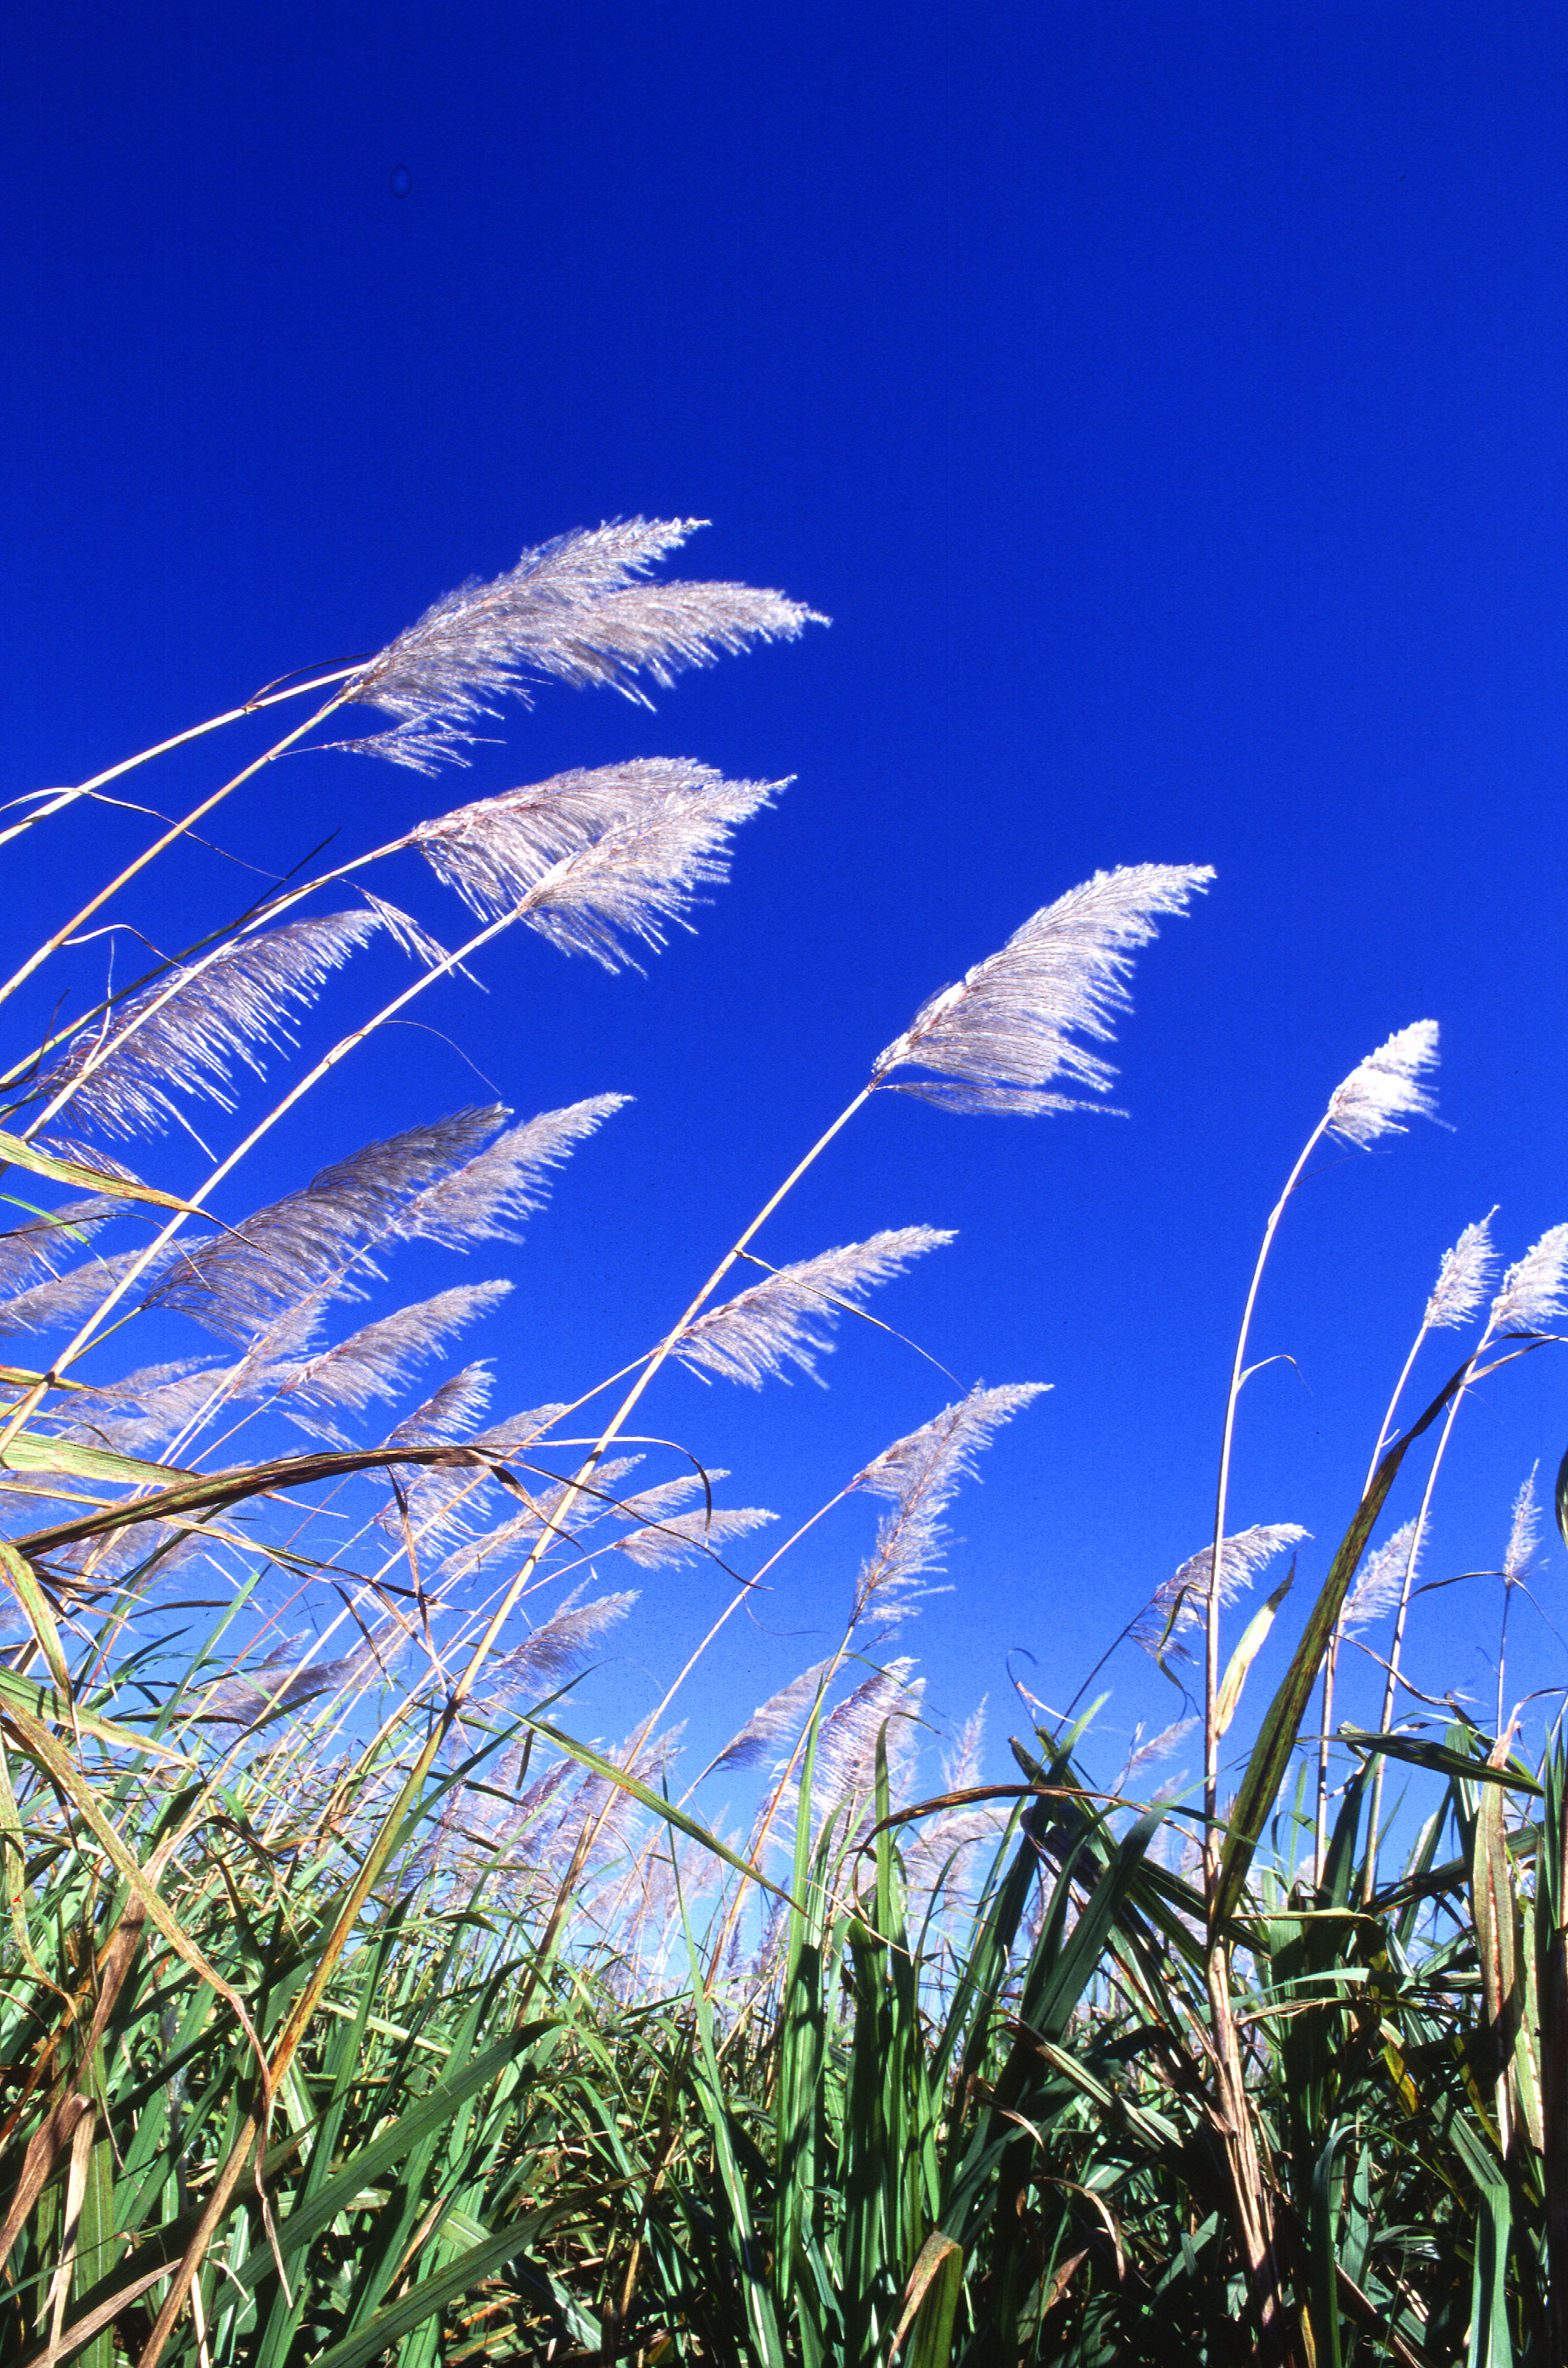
[0,520,1563,2366]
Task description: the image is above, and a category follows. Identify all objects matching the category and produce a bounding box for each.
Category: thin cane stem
[0,665,363,855]
[1207,1119,1327,1888]
[0,687,353,1017]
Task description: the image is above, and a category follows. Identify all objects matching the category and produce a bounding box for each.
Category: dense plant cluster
[0,527,1561,2365]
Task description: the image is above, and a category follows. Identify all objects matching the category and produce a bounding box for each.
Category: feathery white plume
[902,1704,1005,1905]
[396,1096,628,1247]
[197,1650,315,1729]
[478,1590,639,1703]
[410,761,781,968]
[1489,1223,1568,1334]
[62,1357,233,1452]
[327,718,501,775]
[434,1456,645,1580]
[412,759,741,916]
[353,891,462,974]
[611,1472,720,1525]
[1504,1466,1543,1589]
[580,1723,687,1865]
[1134,1523,1308,1659]
[428,1751,572,1894]
[430,1498,580,1585]
[501,1755,575,1841]
[611,1504,777,1571]
[1425,1214,1498,1330]
[853,1381,1049,1507]
[348,519,825,740]
[1323,1021,1441,1150]
[475,1402,568,1453]
[674,1226,954,1389]
[64,1354,219,1411]
[706,1661,832,1778]
[499,1723,684,1894]
[848,1381,1049,1626]
[424,1462,711,1563]
[36,913,379,1138]
[1120,1716,1199,1782]
[438,1455,700,1563]
[384,1362,495,1447]
[810,1660,925,1814]
[1341,1519,1420,1633]
[199,1634,399,1728]
[0,1198,117,1295]
[67,1382,233,1456]
[0,1242,195,1338]
[871,865,1212,1115]
[613,1834,728,1975]
[154,1107,503,1338]
[49,1518,212,1590]
[378,1400,567,1544]
[942,1702,989,1794]
[273,1282,512,1414]
[513,773,780,970]
[227,1295,339,1397]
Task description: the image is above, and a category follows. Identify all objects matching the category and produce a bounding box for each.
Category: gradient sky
[4,3,1567,1805]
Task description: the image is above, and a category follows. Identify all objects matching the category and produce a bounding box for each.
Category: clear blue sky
[4,3,1567,1796]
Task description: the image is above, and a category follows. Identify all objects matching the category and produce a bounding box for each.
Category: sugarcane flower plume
[412,760,750,916]
[897,1703,1011,1905]
[32,912,378,1140]
[613,1471,720,1528]
[408,759,782,970]
[1488,1221,1568,1335]
[151,1106,505,1340]
[673,1226,954,1389]
[1117,1715,1199,1787]
[1503,1465,1543,1589]
[1341,1519,1420,1633]
[848,1380,1048,1627]
[1424,1212,1498,1331]
[871,863,1212,1115]
[809,1660,925,1821]
[0,1196,116,1295]
[384,1362,495,1448]
[434,1455,646,1582]
[151,1096,617,1344]
[1134,1523,1308,1662]
[942,1701,990,1795]
[1323,1019,1440,1149]
[270,1281,512,1421]
[703,1660,832,1779]
[474,1590,641,1709]
[610,1502,777,1572]
[62,1358,236,1455]
[326,718,502,777]
[0,1242,195,1341]
[377,1399,567,1546]
[196,1630,405,1731]
[395,1096,628,1247]
[344,518,826,762]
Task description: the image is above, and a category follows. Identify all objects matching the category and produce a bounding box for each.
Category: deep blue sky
[4,3,1567,1797]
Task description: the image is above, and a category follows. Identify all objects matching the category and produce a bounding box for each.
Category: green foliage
[2,1670,1562,2365]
